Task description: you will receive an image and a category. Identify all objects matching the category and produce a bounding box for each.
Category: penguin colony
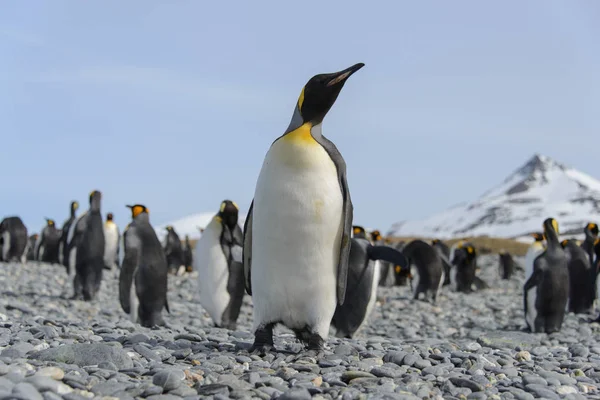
[2,64,600,350]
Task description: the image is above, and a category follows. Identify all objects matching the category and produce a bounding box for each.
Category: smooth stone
[12,382,43,400]
[29,343,133,369]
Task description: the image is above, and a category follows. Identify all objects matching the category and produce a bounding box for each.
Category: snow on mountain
[154,211,247,241]
[387,154,600,240]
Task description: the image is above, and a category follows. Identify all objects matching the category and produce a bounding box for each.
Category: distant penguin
[164,226,184,274]
[450,243,487,293]
[391,241,411,286]
[581,222,598,270]
[401,240,445,302]
[498,251,516,280]
[66,209,88,277]
[195,200,245,330]
[119,204,170,327]
[331,237,409,338]
[431,239,452,285]
[524,218,569,333]
[103,213,120,270]
[72,190,106,301]
[525,232,545,282]
[561,239,594,314]
[183,235,193,272]
[35,218,62,264]
[370,230,394,287]
[352,226,367,240]
[243,63,364,353]
[26,234,38,261]
[0,217,28,263]
[59,201,79,268]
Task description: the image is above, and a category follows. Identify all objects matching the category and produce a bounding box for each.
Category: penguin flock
[2,63,600,352]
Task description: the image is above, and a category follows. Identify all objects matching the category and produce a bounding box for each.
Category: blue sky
[1,1,599,234]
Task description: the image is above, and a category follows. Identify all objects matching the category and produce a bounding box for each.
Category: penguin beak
[326,63,365,87]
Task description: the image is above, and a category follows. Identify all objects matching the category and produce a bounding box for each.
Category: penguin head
[71,201,79,212]
[126,204,149,219]
[165,225,173,232]
[290,63,365,128]
[542,218,559,242]
[89,190,102,210]
[106,213,114,222]
[530,232,544,242]
[560,239,570,248]
[218,200,239,230]
[431,239,440,245]
[586,222,599,237]
[370,230,382,242]
[45,218,55,227]
[352,225,367,239]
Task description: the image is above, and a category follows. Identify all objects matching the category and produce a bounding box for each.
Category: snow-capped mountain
[387,154,600,240]
[154,211,247,241]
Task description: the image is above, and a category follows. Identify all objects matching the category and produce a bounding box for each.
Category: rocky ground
[1,255,600,400]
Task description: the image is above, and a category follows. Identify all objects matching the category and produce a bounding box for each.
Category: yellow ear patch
[132,205,145,218]
[232,201,239,210]
[220,202,226,212]
[298,87,305,110]
[551,219,559,234]
[467,246,473,254]
[561,239,568,246]
[74,202,79,209]
[395,265,401,274]
[595,238,600,245]
[353,227,361,234]
[89,190,96,197]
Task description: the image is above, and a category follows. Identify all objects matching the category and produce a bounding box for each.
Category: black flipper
[367,245,409,269]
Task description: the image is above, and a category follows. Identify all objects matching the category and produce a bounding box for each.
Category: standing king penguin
[561,239,594,314]
[524,218,569,333]
[26,234,38,261]
[59,201,79,268]
[401,240,445,302]
[243,63,364,353]
[103,213,120,270]
[35,218,62,264]
[524,232,545,282]
[183,235,193,272]
[195,200,245,330]
[0,217,28,263]
[164,226,184,274]
[72,191,106,301]
[119,204,169,327]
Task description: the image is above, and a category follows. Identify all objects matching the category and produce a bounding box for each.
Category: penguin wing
[367,245,409,269]
[119,227,141,314]
[242,200,254,295]
[314,134,353,306]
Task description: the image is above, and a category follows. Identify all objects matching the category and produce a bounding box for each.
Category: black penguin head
[106,213,114,222]
[542,218,559,242]
[586,222,599,237]
[560,239,569,248]
[530,232,544,242]
[89,190,102,211]
[165,225,173,232]
[217,200,239,230]
[71,201,79,213]
[370,230,382,242]
[431,239,440,245]
[291,63,365,127]
[352,226,366,239]
[126,204,149,220]
[453,244,476,265]
[45,218,55,227]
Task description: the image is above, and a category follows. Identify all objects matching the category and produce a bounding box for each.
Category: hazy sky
[2,1,599,233]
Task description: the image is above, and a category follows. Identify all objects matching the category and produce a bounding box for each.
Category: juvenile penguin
[26,234,38,261]
[561,239,594,314]
[72,190,106,301]
[243,63,364,353]
[581,222,598,269]
[119,204,170,327]
[525,232,545,282]
[59,201,79,267]
[164,226,184,274]
[352,226,367,240]
[498,251,516,280]
[183,235,193,272]
[331,237,408,338]
[195,200,245,329]
[0,216,28,263]
[35,218,62,264]
[431,239,452,285]
[523,218,569,333]
[103,213,120,270]
[401,240,445,302]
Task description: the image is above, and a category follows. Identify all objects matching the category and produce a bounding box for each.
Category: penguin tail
[367,245,409,269]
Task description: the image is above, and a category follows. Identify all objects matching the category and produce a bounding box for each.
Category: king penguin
[72,190,106,301]
[164,226,184,274]
[401,240,445,302]
[524,232,545,282]
[243,63,364,353]
[352,226,368,240]
[498,251,516,280]
[581,222,598,271]
[26,234,38,261]
[0,216,28,263]
[561,239,594,314]
[183,235,193,272]
[431,239,452,286]
[59,201,79,268]
[450,243,488,293]
[35,218,62,264]
[103,213,120,271]
[195,200,245,330]
[119,204,170,327]
[523,218,569,333]
[331,237,408,338]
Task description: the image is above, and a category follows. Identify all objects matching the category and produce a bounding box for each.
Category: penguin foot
[251,324,274,355]
[250,344,273,356]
